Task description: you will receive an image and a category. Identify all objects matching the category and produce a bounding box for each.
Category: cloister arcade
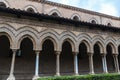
[0,24,120,80]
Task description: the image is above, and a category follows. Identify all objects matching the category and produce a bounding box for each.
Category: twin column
[88,52,94,74]
[113,54,120,73]
[101,54,108,73]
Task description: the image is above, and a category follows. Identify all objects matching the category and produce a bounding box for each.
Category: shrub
[38,74,120,80]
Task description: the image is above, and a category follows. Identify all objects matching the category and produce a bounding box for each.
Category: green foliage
[38,74,120,80]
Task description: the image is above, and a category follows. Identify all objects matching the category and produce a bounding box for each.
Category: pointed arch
[40,34,59,51]
[16,30,38,50]
[71,13,81,21]
[24,5,38,13]
[105,37,116,54]
[77,33,92,52]
[106,20,113,26]
[0,24,16,48]
[49,9,62,17]
[92,35,105,53]
[0,0,10,7]
[60,33,76,52]
[0,2,6,7]
[39,29,59,51]
[0,32,13,48]
[89,17,98,24]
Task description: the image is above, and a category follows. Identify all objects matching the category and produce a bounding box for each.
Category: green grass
[38,73,120,80]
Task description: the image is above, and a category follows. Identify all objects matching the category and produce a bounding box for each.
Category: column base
[89,72,95,75]
[103,71,108,74]
[118,72,120,74]
[74,73,79,76]
[116,71,120,74]
[32,75,40,80]
[7,74,15,80]
[55,73,60,76]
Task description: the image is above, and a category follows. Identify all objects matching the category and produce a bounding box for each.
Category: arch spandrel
[116,38,120,47]
[105,36,116,44]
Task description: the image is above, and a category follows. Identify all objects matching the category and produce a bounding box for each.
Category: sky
[49,0,120,17]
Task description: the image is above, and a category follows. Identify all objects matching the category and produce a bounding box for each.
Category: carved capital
[101,53,106,57]
[12,49,18,53]
[87,52,93,56]
[55,51,61,55]
[35,50,40,54]
[113,54,118,57]
[73,52,79,55]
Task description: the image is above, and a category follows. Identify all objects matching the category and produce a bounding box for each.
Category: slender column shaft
[33,51,40,80]
[10,49,17,75]
[104,55,108,73]
[113,54,119,73]
[101,54,108,73]
[7,49,17,80]
[73,52,79,75]
[55,51,61,76]
[88,53,94,74]
[35,51,40,76]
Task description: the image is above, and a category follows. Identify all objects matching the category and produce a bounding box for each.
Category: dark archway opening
[78,42,89,74]
[91,20,96,24]
[60,41,74,75]
[0,2,6,7]
[40,39,56,76]
[0,35,11,79]
[51,12,59,17]
[93,44,102,73]
[106,44,115,73]
[26,8,35,13]
[73,16,79,21]
[15,38,35,78]
[118,46,120,69]
[107,23,112,26]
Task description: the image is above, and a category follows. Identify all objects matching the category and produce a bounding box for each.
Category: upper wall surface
[0,0,120,27]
